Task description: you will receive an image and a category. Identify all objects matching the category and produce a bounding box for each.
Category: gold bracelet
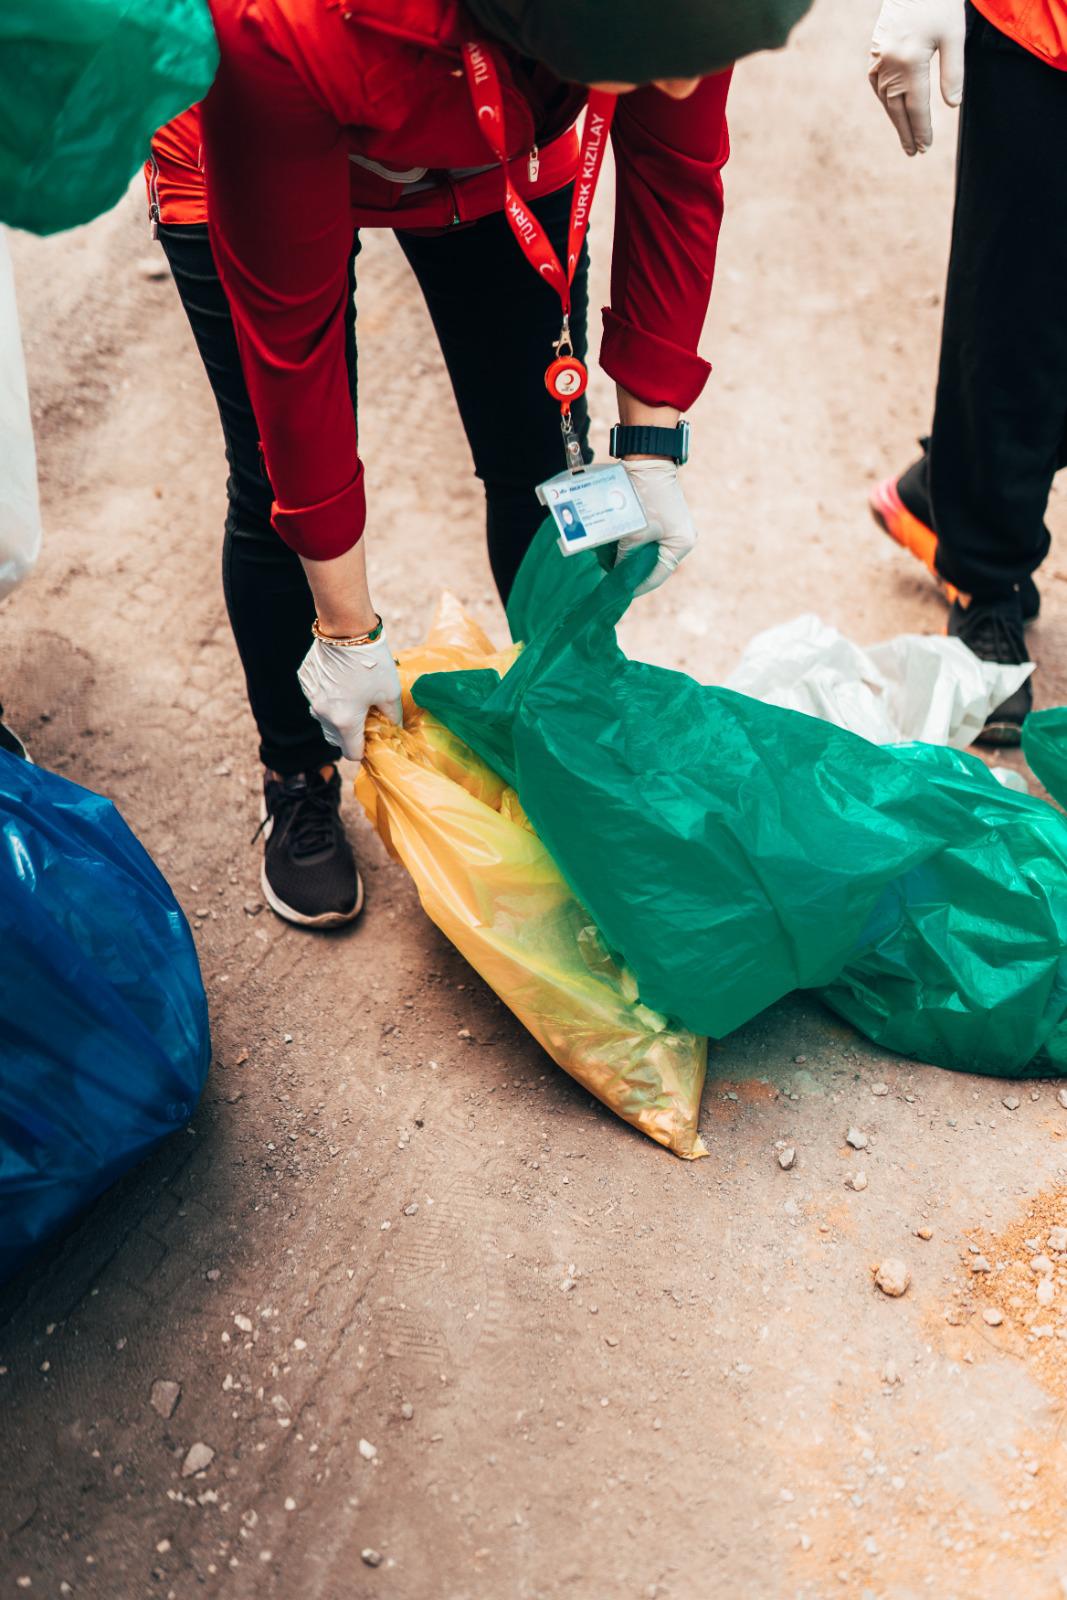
[311,613,384,647]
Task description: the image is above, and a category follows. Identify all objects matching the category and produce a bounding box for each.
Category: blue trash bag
[0,753,210,1281]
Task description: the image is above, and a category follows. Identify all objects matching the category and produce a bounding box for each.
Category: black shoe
[0,718,29,760]
[256,766,363,928]
[947,596,1033,748]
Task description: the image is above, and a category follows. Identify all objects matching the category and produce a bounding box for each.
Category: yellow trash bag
[355,594,708,1159]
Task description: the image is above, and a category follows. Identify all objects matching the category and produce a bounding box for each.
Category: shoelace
[960,604,1026,666]
[251,776,339,858]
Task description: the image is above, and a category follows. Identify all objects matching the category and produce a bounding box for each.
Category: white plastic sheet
[726,613,1033,750]
[0,227,42,601]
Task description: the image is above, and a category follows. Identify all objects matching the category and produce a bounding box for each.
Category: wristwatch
[609,421,690,465]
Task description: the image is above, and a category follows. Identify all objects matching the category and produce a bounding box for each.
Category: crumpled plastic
[1,753,211,1282]
[413,522,1067,1079]
[0,229,41,600]
[356,595,708,1158]
[1023,708,1067,809]
[0,0,217,235]
[726,612,1033,749]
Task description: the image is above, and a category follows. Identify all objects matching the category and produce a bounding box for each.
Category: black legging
[159,183,590,775]
[899,5,1067,602]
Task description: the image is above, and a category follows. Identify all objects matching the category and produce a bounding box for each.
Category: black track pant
[159,184,589,776]
[898,5,1067,602]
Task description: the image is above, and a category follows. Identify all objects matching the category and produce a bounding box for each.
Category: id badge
[536,464,648,557]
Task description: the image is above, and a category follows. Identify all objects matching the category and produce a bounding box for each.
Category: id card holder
[536,463,648,558]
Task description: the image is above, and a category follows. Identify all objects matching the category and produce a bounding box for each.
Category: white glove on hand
[297,633,403,763]
[617,458,697,597]
[869,0,965,155]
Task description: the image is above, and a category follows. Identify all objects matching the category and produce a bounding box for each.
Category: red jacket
[971,0,1067,67]
[188,0,730,560]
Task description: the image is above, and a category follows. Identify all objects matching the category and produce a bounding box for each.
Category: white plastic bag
[0,227,42,601]
[727,613,1033,750]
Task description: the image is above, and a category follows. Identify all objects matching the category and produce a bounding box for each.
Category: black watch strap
[609,421,690,465]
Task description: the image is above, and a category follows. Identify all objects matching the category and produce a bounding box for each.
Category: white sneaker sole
[258,800,365,929]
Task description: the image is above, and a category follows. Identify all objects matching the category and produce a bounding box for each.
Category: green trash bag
[414,523,1067,1078]
[1024,708,1067,809]
[0,0,217,235]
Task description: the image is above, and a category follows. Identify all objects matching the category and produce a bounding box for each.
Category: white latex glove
[297,633,403,763]
[617,458,697,597]
[868,0,965,155]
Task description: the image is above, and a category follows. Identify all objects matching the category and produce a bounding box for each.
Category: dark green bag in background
[415,523,1067,1078]
[0,0,217,235]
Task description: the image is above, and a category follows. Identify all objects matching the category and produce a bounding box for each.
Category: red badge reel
[544,353,588,405]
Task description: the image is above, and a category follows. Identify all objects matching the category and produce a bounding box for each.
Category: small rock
[1002,1095,1021,1111]
[846,1172,868,1192]
[846,1128,869,1150]
[882,1359,901,1385]
[181,1442,215,1478]
[234,1314,253,1334]
[1058,1088,1067,1110]
[1048,1227,1067,1253]
[359,1438,378,1461]
[915,1226,934,1241]
[1031,1255,1054,1277]
[206,1269,221,1282]
[970,1255,993,1273]
[400,1403,414,1421]
[403,1203,418,1217]
[136,256,169,280]
[982,1307,1004,1326]
[243,900,263,916]
[871,1083,889,1097]
[150,1379,182,1420]
[1037,1278,1056,1307]
[874,1259,911,1298]
[361,1549,383,1568]
[793,1054,807,1064]
[777,1145,796,1171]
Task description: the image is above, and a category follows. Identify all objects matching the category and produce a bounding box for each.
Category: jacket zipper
[148,154,161,239]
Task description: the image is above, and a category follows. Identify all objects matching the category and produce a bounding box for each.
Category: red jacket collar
[329,0,471,51]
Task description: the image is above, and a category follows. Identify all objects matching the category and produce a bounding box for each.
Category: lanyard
[463,40,616,468]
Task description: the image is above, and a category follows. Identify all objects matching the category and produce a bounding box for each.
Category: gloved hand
[617,458,698,597]
[868,0,965,155]
[297,632,403,763]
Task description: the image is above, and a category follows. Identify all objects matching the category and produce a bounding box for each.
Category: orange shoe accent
[868,475,964,608]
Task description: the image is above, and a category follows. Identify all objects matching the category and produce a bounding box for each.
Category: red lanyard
[463,40,615,463]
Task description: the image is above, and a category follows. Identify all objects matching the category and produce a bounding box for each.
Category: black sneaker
[947,596,1033,748]
[0,714,29,760]
[256,766,363,928]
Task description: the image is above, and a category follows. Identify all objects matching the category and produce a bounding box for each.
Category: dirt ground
[4,2,1067,1597]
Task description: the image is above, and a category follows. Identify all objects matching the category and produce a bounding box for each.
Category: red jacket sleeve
[602,71,732,412]
[200,7,363,561]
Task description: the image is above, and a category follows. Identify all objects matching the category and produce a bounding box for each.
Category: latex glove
[297,633,403,763]
[617,458,697,597]
[868,0,965,155]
